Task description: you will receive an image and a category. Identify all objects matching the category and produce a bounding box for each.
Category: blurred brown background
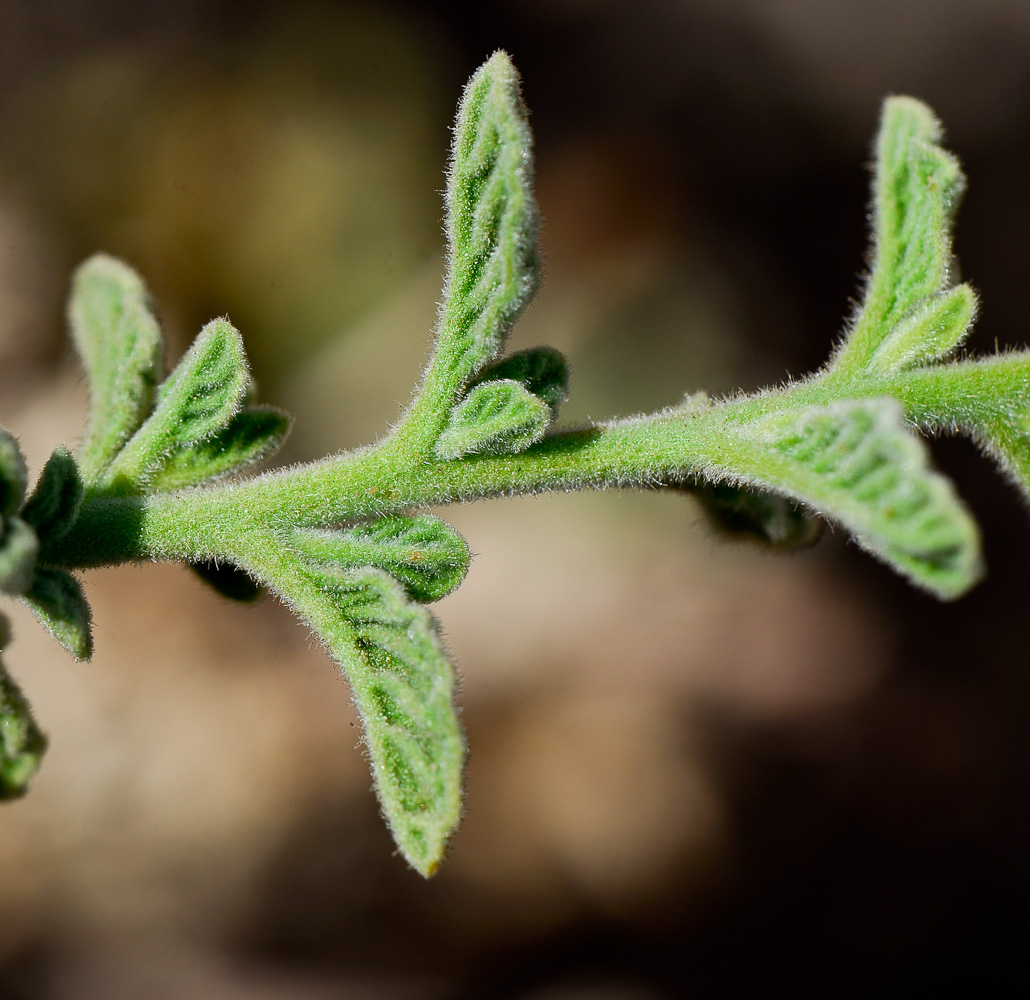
[2,1,1030,996]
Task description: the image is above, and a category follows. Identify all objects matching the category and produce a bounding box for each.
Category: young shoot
[3,53,1028,876]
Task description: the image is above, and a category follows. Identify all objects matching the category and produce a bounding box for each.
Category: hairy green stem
[45,362,1011,572]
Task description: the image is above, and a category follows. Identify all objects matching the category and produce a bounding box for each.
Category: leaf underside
[737,398,982,598]
[20,568,93,660]
[268,558,465,876]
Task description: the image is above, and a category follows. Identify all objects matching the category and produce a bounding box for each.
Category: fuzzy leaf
[259,550,464,876]
[0,431,35,594]
[21,568,93,660]
[324,569,464,876]
[474,346,569,418]
[69,254,163,481]
[694,482,822,548]
[732,398,982,598]
[100,318,251,493]
[20,447,84,544]
[837,97,966,372]
[292,514,470,603]
[434,50,540,389]
[0,517,38,595]
[0,428,28,518]
[435,379,551,460]
[0,646,47,799]
[147,406,291,492]
[0,430,41,594]
[868,283,977,373]
[879,354,1030,504]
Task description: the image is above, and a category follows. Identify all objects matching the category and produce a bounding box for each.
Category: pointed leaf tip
[434,50,541,388]
[21,568,93,660]
[21,447,84,544]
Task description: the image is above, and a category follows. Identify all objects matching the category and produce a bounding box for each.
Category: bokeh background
[2,1,1030,996]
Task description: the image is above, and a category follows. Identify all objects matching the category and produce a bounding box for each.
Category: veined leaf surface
[100,318,251,493]
[435,50,541,388]
[69,255,163,481]
[292,514,470,603]
[731,398,982,598]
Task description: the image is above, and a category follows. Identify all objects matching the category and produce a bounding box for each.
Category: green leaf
[147,406,291,492]
[730,397,982,598]
[868,283,977,373]
[325,569,464,876]
[256,547,464,876]
[0,431,53,596]
[473,346,569,418]
[100,318,251,493]
[69,254,163,481]
[836,97,966,373]
[20,568,93,660]
[0,518,38,595]
[435,379,551,460]
[434,50,541,390]
[0,430,37,594]
[0,427,28,518]
[292,514,470,603]
[20,447,84,544]
[867,354,1030,505]
[694,481,822,548]
[0,637,48,799]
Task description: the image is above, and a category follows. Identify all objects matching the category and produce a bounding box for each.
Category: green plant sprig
[3,51,1029,875]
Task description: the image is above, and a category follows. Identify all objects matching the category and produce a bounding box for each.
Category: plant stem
[42,360,1029,573]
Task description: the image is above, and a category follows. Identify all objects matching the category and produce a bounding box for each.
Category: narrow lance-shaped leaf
[291,514,471,603]
[99,318,251,493]
[69,254,163,481]
[835,97,966,372]
[435,379,551,460]
[0,624,47,799]
[147,406,291,492]
[21,568,93,660]
[251,541,464,877]
[20,447,84,544]
[722,398,982,599]
[427,50,541,399]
